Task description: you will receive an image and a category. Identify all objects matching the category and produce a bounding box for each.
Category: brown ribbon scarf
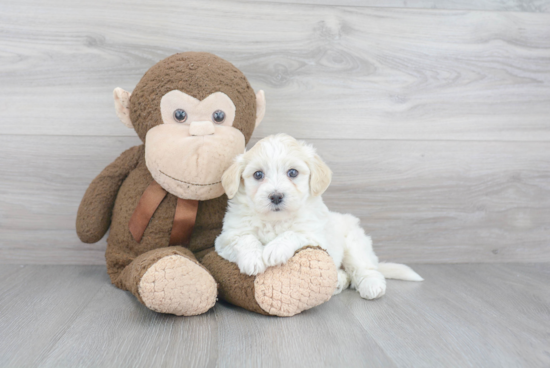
[128,181,199,246]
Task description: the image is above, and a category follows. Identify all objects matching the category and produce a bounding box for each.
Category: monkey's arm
[76,145,143,243]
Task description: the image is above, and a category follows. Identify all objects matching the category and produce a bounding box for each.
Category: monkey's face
[144,90,246,200]
[113,52,266,200]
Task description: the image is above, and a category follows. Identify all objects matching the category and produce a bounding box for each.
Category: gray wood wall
[1,0,549,264]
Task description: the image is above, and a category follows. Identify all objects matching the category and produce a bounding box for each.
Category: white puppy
[215,134,422,300]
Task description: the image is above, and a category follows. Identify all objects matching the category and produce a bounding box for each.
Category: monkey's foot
[202,246,338,317]
[254,246,338,316]
[138,254,217,316]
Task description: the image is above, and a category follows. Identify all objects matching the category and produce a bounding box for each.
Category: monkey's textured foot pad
[138,255,217,316]
[254,248,338,317]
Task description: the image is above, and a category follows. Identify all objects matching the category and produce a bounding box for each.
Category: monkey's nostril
[269,193,284,205]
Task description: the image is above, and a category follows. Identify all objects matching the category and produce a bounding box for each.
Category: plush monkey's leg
[201,246,338,317]
[113,246,217,316]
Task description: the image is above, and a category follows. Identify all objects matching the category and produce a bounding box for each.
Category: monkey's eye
[253,171,264,180]
[173,109,187,123]
[212,110,225,124]
[287,169,299,178]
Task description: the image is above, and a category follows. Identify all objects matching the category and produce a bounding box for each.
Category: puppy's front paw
[334,270,351,295]
[237,250,266,276]
[357,276,386,300]
[263,240,296,267]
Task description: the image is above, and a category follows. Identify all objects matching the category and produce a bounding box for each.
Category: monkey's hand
[76,145,142,243]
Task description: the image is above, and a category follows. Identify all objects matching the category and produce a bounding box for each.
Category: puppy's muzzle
[269,192,284,205]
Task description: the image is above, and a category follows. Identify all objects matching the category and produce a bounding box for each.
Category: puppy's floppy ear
[255,90,266,128]
[309,154,332,196]
[222,155,245,199]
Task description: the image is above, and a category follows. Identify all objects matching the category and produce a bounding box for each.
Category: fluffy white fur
[215,134,423,300]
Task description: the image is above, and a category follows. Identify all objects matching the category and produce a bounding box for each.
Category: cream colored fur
[254,248,337,317]
[215,134,422,300]
[113,87,133,129]
[146,123,245,200]
[138,255,217,316]
[255,90,266,128]
[113,88,266,201]
[159,91,237,130]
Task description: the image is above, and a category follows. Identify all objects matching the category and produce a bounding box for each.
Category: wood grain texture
[250,0,550,13]
[0,136,141,265]
[0,264,548,367]
[38,279,395,368]
[1,136,549,264]
[212,298,394,368]
[0,264,20,277]
[37,277,220,368]
[0,1,549,141]
[1,1,549,265]
[340,263,550,367]
[319,139,550,263]
[0,265,106,367]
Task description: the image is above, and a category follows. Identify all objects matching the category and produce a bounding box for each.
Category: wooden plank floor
[1,2,548,367]
[0,264,548,367]
[2,0,550,265]
[250,0,550,12]
[2,135,550,265]
[2,1,549,141]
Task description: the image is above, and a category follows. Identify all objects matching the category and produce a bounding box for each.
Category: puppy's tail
[377,263,423,281]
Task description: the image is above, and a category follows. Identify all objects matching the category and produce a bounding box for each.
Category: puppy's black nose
[269,192,284,205]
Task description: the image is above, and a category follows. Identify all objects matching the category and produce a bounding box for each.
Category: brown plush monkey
[76,52,338,317]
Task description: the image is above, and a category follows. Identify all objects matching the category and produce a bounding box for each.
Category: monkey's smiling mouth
[159,170,221,187]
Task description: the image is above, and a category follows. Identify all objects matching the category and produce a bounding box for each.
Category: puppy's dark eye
[287,169,299,178]
[212,110,225,124]
[173,109,187,123]
[253,171,264,180]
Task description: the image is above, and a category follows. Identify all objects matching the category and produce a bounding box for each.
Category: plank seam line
[1,134,550,144]
[229,0,550,15]
[35,278,108,365]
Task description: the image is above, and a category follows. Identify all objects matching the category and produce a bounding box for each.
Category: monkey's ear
[113,87,133,129]
[255,90,266,128]
[222,156,245,199]
[309,154,332,197]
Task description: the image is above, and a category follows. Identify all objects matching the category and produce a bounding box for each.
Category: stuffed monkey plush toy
[76,52,338,317]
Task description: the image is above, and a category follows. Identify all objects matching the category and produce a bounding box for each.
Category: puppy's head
[222,134,332,217]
